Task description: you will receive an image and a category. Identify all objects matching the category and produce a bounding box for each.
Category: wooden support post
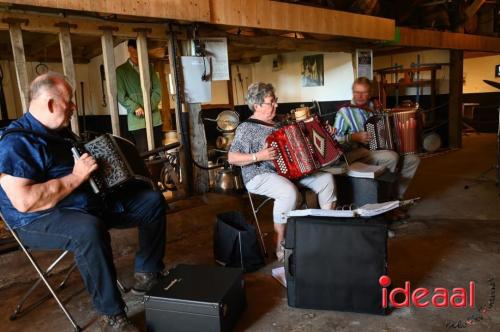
[58,23,80,134]
[181,40,209,193]
[6,20,29,112]
[167,31,191,194]
[449,50,463,149]
[155,61,172,131]
[100,27,120,136]
[227,66,234,108]
[135,29,155,151]
[188,101,209,193]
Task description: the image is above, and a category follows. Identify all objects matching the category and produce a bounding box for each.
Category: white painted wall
[229,52,354,105]
[463,55,500,93]
[3,45,498,121]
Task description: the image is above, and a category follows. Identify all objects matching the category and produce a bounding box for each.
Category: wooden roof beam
[465,0,486,19]
[0,11,175,40]
[0,0,211,23]
[26,33,58,56]
[227,35,354,53]
[210,0,395,41]
[0,50,89,63]
[396,27,500,53]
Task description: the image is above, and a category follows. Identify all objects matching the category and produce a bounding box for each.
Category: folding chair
[247,187,319,257]
[247,192,271,257]
[0,212,128,332]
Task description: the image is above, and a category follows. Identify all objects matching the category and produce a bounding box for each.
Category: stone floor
[0,133,499,332]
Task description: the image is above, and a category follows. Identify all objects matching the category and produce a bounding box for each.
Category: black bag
[214,211,265,272]
[285,216,388,315]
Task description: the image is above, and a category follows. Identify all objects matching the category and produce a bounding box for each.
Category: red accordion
[266,117,342,180]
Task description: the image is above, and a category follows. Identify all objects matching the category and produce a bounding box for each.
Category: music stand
[482,80,500,186]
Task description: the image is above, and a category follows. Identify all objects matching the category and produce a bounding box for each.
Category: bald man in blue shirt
[0,72,166,332]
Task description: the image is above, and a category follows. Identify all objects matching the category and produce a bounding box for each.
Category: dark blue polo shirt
[0,112,99,229]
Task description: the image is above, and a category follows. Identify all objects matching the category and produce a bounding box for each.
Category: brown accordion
[364,108,420,155]
[71,134,153,194]
[266,118,342,180]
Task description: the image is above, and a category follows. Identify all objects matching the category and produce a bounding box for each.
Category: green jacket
[116,60,162,131]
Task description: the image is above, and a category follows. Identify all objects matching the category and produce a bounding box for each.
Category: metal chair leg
[247,192,270,256]
[117,279,129,293]
[6,226,81,331]
[11,253,76,319]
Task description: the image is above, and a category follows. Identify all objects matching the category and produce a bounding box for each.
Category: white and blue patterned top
[229,121,277,184]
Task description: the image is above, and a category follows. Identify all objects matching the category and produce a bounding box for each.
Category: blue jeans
[16,187,166,316]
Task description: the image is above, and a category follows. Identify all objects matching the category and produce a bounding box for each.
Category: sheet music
[272,267,287,288]
[287,200,400,218]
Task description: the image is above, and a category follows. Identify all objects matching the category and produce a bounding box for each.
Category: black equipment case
[144,264,246,332]
[285,216,388,315]
[336,171,398,207]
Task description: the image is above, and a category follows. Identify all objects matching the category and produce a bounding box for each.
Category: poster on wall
[201,37,229,81]
[356,49,373,80]
[301,54,324,87]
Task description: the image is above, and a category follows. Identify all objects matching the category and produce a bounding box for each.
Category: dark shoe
[131,272,161,295]
[98,313,138,332]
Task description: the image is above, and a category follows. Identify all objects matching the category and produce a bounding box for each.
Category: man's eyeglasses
[260,98,278,107]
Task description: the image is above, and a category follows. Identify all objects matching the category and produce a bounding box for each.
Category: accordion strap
[244,118,277,128]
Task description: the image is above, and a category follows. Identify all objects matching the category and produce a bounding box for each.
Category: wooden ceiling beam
[0,11,174,40]
[396,27,500,53]
[0,52,89,64]
[81,38,121,60]
[210,0,395,41]
[0,0,210,23]
[227,35,354,53]
[26,33,58,56]
[465,0,486,19]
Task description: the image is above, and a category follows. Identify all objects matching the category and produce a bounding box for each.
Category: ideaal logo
[379,275,475,308]
[379,276,496,329]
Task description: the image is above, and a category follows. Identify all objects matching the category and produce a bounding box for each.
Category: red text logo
[379,275,475,308]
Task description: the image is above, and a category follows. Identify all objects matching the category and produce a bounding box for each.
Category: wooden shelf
[375,65,441,75]
[383,80,432,88]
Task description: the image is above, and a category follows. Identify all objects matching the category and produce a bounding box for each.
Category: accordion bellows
[76,134,153,193]
[266,123,317,180]
[299,117,342,167]
[364,108,420,155]
[266,118,342,180]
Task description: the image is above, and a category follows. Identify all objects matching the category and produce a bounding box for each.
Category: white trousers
[246,172,336,224]
[346,147,420,198]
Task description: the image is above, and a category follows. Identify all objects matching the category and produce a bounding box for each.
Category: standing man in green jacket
[117,39,163,153]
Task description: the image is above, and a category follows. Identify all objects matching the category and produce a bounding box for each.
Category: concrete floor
[0,133,499,332]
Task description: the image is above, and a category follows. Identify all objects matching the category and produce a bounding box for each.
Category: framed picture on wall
[495,64,500,77]
[301,54,324,87]
[356,49,373,80]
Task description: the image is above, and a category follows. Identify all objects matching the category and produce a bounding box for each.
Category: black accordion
[71,134,153,194]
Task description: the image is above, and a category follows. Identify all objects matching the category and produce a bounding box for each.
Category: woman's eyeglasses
[261,98,278,107]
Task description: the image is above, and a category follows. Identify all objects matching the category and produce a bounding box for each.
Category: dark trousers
[16,187,167,316]
[132,125,164,154]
